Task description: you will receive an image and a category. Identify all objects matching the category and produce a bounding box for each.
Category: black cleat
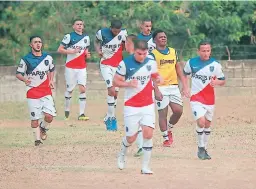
[35,140,43,146]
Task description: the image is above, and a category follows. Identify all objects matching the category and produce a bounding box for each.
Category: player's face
[141,21,152,35]
[30,37,42,52]
[111,28,121,36]
[73,21,84,33]
[198,44,211,61]
[155,32,167,47]
[134,49,148,63]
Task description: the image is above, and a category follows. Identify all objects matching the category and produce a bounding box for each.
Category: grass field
[0,94,256,189]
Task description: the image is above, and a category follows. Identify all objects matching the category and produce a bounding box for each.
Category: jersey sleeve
[16,59,27,76]
[116,61,126,76]
[151,60,159,79]
[61,34,71,46]
[183,60,191,75]
[122,29,128,42]
[147,53,156,60]
[49,56,55,72]
[215,63,225,80]
[95,29,103,41]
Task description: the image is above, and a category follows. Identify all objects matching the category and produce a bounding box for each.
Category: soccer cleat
[78,114,89,121]
[204,150,212,160]
[104,117,112,131]
[134,148,143,157]
[168,131,173,144]
[141,168,153,175]
[65,111,70,120]
[117,153,126,170]
[197,147,206,160]
[163,140,171,147]
[111,117,118,131]
[35,140,43,146]
[39,125,48,141]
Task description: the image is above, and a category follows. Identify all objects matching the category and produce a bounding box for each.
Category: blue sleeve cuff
[218,77,225,80]
[183,70,190,75]
[116,71,125,76]
[16,71,24,76]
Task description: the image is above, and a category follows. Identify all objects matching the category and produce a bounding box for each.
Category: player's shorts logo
[118,35,122,40]
[157,102,161,107]
[147,65,151,71]
[210,66,214,72]
[44,60,49,66]
[126,127,129,132]
[194,111,197,116]
[106,80,110,85]
[31,112,35,117]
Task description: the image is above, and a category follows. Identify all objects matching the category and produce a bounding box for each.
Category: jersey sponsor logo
[103,44,121,50]
[70,45,87,51]
[210,66,214,72]
[160,59,175,65]
[44,60,49,66]
[191,73,214,84]
[28,70,48,79]
[127,75,150,85]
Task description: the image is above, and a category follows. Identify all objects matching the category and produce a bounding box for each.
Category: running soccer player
[94,19,127,131]
[16,36,56,146]
[57,19,91,121]
[114,40,162,174]
[183,41,225,160]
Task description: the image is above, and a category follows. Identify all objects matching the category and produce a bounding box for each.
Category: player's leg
[118,114,140,170]
[77,68,89,121]
[134,126,143,157]
[100,64,117,130]
[64,67,76,120]
[156,96,170,147]
[40,95,57,140]
[168,87,183,144]
[203,105,215,160]
[140,112,155,174]
[191,102,207,160]
[28,98,42,146]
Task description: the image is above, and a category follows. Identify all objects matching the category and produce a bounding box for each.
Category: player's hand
[71,49,80,54]
[24,78,31,86]
[155,90,163,101]
[210,76,218,87]
[97,50,103,57]
[49,81,54,89]
[156,76,164,85]
[128,79,138,88]
[86,50,91,59]
[181,86,190,98]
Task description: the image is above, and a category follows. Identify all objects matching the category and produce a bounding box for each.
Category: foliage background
[1,1,256,65]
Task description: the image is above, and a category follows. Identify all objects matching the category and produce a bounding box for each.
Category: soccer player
[137,19,156,53]
[94,19,127,131]
[114,40,162,174]
[16,36,56,146]
[57,19,91,121]
[149,29,189,147]
[183,41,225,160]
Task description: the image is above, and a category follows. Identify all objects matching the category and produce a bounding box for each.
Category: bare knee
[79,85,86,93]
[197,117,205,128]
[126,134,137,144]
[142,126,153,139]
[44,113,53,123]
[31,120,39,128]
[107,86,116,96]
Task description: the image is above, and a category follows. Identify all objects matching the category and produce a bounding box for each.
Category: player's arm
[16,59,30,86]
[48,57,55,89]
[94,30,103,57]
[182,60,191,98]
[211,63,226,87]
[113,61,137,88]
[57,34,79,54]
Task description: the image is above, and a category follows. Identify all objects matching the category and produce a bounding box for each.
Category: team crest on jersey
[147,65,152,71]
[18,63,23,68]
[118,35,122,40]
[210,66,214,72]
[84,39,87,43]
[44,60,49,66]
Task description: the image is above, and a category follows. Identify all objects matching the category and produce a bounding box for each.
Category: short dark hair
[134,39,148,50]
[152,29,165,40]
[198,40,211,49]
[30,36,42,42]
[73,18,83,25]
[127,34,137,42]
[142,18,152,23]
[110,19,122,29]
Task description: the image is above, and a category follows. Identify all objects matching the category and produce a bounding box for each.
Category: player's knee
[126,135,137,144]
[107,86,116,96]
[142,127,153,139]
[44,114,53,123]
[31,120,39,128]
[197,117,205,128]
[78,85,86,93]
[173,106,183,117]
